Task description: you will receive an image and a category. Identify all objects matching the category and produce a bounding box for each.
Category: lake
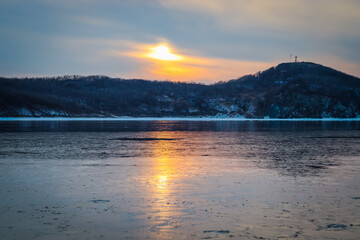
[0,120,360,239]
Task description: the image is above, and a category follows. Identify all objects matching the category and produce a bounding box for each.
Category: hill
[1,62,360,118]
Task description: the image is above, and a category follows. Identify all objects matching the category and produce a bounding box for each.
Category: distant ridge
[1,62,360,118]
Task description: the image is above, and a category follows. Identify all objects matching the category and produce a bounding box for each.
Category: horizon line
[1,61,359,84]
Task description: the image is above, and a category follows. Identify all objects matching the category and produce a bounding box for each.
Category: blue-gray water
[0,120,360,239]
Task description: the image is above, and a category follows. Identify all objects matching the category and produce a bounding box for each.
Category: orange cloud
[57,37,360,82]
[113,41,274,83]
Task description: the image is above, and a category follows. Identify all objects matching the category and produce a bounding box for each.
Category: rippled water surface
[0,120,360,239]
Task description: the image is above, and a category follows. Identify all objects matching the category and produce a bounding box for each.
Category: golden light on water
[157,175,168,190]
[143,132,185,237]
[150,133,178,194]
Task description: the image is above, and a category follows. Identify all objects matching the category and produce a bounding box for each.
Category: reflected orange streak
[150,132,180,194]
[146,131,186,229]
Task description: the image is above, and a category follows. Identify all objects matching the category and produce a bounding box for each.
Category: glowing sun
[147,45,182,61]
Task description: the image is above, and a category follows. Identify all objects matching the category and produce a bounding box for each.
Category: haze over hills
[1,62,360,118]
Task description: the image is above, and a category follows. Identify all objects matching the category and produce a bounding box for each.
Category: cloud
[158,0,360,37]
[1,1,359,80]
[70,16,117,27]
[47,36,360,82]
[106,40,274,83]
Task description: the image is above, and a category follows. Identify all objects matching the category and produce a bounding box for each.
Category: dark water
[1,119,360,132]
[0,120,360,239]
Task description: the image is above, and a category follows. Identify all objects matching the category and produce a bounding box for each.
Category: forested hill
[1,62,360,118]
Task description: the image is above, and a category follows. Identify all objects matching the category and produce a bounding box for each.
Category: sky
[0,0,359,83]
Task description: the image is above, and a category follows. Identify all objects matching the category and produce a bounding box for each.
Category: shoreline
[1,117,360,121]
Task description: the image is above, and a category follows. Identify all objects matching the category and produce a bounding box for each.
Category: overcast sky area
[0,0,359,83]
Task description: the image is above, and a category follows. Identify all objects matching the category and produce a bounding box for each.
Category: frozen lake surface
[0,120,360,239]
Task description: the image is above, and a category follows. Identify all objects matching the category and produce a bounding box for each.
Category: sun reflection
[151,135,177,195]
[157,175,168,190]
[143,131,188,235]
